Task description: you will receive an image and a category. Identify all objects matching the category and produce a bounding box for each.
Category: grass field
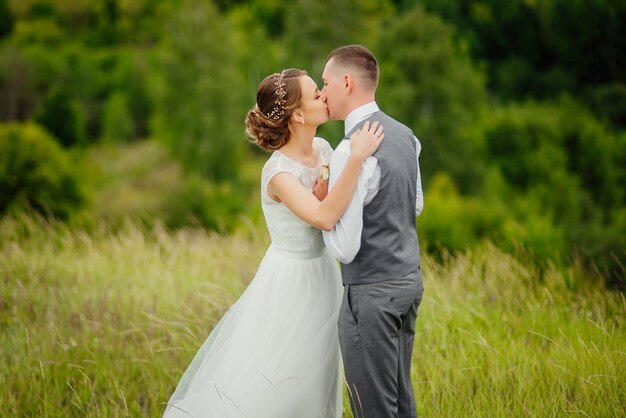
[1,215,624,417]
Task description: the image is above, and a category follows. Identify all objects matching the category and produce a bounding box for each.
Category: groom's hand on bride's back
[313,178,329,201]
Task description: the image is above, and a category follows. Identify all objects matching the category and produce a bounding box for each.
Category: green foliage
[229,4,278,105]
[238,0,286,38]
[282,0,392,76]
[483,98,623,217]
[116,52,154,139]
[543,0,626,86]
[0,40,154,142]
[0,122,86,219]
[8,0,169,46]
[164,176,246,233]
[586,83,626,130]
[416,172,559,262]
[101,91,133,142]
[152,0,244,182]
[34,85,86,147]
[417,0,626,115]
[0,0,624,287]
[0,44,26,120]
[84,141,249,233]
[0,0,14,39]
[91,0,120,46]
[1,3,157,142]
[0,42,64,121]
[58,44,121,140]
[419,173,492,254]
[375,5,487,191]
[278,0,396,145]
[27,1,58,19]
[500,209,566,266]
[73,47,153,141]
[11,16,65,46]
[478,98,625,285]
[420,96,625,285]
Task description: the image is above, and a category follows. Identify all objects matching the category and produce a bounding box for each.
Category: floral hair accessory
[265,70,287,121]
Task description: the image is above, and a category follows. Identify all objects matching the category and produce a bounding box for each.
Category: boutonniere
[319,158,330,182]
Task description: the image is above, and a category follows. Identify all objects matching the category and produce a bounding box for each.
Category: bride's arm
[268,122,383,231]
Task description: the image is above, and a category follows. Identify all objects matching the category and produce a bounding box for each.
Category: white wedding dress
[164,137,343,418]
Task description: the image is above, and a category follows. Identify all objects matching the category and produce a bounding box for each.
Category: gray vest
[340,111,421,284]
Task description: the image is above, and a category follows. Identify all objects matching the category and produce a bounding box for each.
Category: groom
[321,45,425,418]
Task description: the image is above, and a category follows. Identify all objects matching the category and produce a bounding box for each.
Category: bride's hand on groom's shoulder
[350,121,384,161]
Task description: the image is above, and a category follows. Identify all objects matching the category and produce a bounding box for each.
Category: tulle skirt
[163,245,343,418]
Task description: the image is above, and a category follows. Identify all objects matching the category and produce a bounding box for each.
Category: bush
[418,171,575,275]
[34,86,86,147]
[163,176,246,233]
[478,98,625,285]
[0,123,86,220]
[418,173,509,257]
[84,141,248,233]
[11,18,65,47]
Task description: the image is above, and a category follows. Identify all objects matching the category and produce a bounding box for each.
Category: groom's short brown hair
[327,45,379,90]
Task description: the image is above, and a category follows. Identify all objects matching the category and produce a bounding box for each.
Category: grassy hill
[1,215,624,417]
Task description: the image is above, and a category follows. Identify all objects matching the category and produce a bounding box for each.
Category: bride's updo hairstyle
[245,68,307,151]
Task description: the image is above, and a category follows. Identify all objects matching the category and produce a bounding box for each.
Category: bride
[163,68,384,418]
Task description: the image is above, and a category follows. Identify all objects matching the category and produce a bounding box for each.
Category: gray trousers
[338,268,424,418]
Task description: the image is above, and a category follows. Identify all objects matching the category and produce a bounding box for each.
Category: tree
[282,0,395,76]
[34,85,86,147]
[152,0,244,182]
[480,97,625,285]
[375,5,486,192]
[416,0,626,107]
[281,0,395,144]
[101,92,133,142]
[228,4,279,120]
[0,0,13,39]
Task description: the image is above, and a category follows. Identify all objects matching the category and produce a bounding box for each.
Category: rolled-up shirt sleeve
[415,136,424,216]
[322,141,378,264]
[324,135,422,262]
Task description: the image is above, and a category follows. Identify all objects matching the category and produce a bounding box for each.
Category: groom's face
[321,59,347,121]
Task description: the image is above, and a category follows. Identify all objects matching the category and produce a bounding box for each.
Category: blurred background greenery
[1,0,624,287]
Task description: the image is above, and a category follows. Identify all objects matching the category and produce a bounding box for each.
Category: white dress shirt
[322,102,424,264]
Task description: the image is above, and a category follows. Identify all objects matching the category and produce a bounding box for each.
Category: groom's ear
[344,74,353,94]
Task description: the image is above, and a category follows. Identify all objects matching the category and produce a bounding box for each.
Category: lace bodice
[261,137,333,256]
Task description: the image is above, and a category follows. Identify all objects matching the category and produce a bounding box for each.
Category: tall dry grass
[1,215,624,417]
